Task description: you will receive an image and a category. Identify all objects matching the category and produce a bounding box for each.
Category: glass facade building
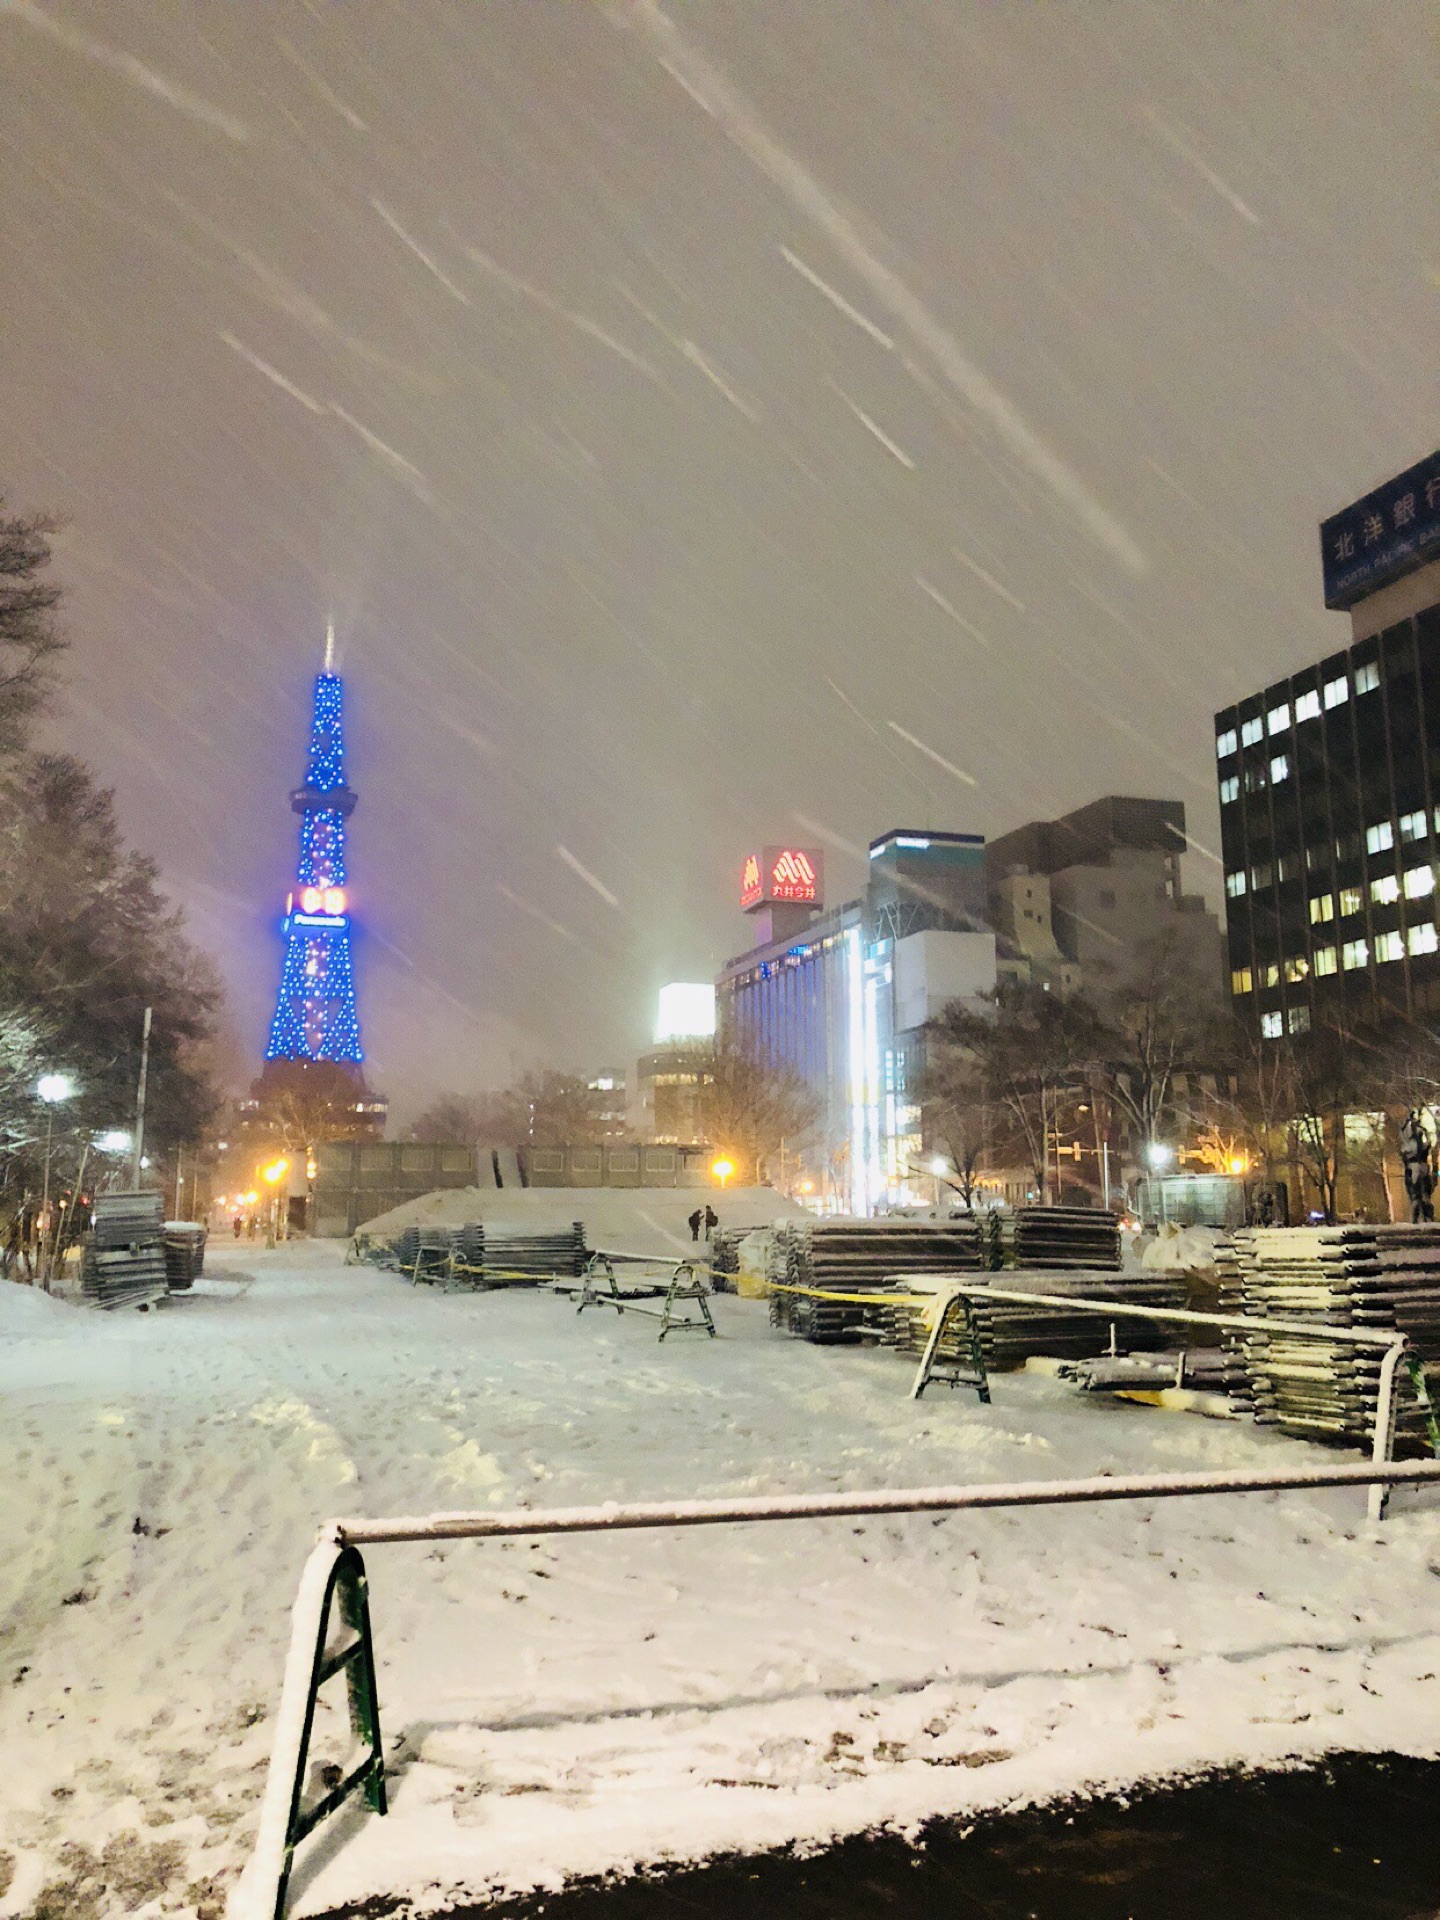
[1216,451,1440,1038]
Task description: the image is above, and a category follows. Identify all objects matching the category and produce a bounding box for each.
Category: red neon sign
[769,849,817,900]
[741,846,824,912]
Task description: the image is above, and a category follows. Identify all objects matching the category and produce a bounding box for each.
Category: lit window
[1225,870,1247,898]
[1314,946,1338,976]
[1267,702,1291,734]
[1294,690,1321,723]
[1240,716,1264,747]
[1288,1006,1310,1034]
[1219,775,1240,805]
[1323,677,1349,709]
[1270,754,1290,783]
[1216,728,1238,758]
[1284,957,1309,983]
[1245,765,1267,794]
[1309,894,1334,924]
[1342,939,1369,970]
[1366,822,1395,854]
[1261,1011,1284,1039]
[1375,930,1404,963]
[1251,863,1273,891]
[1276,855,1298,882]
[1404,866,1435,899]
[1339,887,1363,916]
[1231,967,1253,994]
[1408,923,1438,956]
[1400,811,1428,842]
[1371,874,1400,905]
[1263,962,1280,987]
[1354,661,1380,694]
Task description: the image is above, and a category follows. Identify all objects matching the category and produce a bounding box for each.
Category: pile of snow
[0,1237,1437,1920]
[1141,1224,1224,1275]
[0,1277,89,1335]
[355,1184,810,1257]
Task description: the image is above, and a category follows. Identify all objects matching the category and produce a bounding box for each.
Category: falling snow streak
[886,721,978,789]
[0,0,252,141]
[622,0,1150,575]
[555,845,622,909]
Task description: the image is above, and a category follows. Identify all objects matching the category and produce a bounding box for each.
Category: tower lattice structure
[264,663,365,1066]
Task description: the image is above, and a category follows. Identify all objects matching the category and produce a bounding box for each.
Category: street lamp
[711,1156,735,1189]
[36,1073,76,1289]
[1146,1142,1174,1169]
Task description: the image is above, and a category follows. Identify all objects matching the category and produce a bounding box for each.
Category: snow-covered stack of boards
[82,1191,168,1309]
[997,1206,1122,1271]
[162,1222,207,1291]
[767,1218,984,1343]
[382,1219,588,1286]
[1218,1225,1440,1446]
[891,1269,1188,1368]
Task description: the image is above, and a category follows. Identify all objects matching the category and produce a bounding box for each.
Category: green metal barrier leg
[272,1545,386,1919]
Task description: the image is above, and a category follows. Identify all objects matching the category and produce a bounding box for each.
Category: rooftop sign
[741,846,823,912]
[1320,449,1440,611]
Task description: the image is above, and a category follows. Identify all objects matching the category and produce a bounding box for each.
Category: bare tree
[927,982,1106,1203]
[1090,929,1229,1169]
[699,1030,820,1186]
[0,500,67,755]
[409,1093,486,1143]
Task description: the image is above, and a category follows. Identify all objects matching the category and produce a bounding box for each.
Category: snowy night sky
[0,1,1431,1119]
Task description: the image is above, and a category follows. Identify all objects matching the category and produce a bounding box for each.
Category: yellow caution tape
[768,1281,958,1311]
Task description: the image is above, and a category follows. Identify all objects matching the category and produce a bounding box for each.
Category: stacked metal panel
[1005,1207,1122,1270]
[768,1218,984,1344]
[162,1222,207,1291]
[894,1270,1187,1369]
[1218,1225,1440,1446]
[82,1192,168,1309]
[708,1228,742,1295]
[382,1220,588,1286]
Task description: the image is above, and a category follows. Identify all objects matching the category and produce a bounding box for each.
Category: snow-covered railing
[231,1458,1440,1920]
[872,1276,1432,1525]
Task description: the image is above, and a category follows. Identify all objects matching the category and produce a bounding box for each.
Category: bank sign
[1321,449,1440,611]
[741,846,823,911]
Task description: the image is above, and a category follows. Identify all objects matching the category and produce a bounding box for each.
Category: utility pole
[174,1144,184,1220]
[131,1006,152,1189]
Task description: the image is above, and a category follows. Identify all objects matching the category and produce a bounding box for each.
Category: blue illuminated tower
[264,636,365,1066]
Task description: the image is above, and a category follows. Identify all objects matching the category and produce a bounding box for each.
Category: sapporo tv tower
[253,626,385,1140]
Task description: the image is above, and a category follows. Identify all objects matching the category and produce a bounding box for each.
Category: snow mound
[0,1277,87,1333]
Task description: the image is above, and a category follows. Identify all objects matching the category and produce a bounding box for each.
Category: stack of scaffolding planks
[1218,1224,1440,1447]
[892,1269,1188,1368]
[769,1217,984,1344]
[1003,1206,1122,1271]
[82,1192,168,1309]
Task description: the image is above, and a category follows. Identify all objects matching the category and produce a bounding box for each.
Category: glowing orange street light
[244,1189,259,1206]
[261,1157,290,1186]
[1228,1155,1249,1177]
[711,1157,735,1188]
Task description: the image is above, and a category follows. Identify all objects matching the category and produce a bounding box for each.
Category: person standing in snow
[703,1204,718,1241]
[687,1206,703,1241]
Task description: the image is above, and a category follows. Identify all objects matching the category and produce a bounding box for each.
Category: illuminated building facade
[717,833,995,1214]
[1217,449,1440,1039]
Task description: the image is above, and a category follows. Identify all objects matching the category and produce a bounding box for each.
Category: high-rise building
[632,983,716,1145]
[253,636,385,1142]
[1216,449,1440,1038]
[987,797,1224,1006]
[717,832,995,1213]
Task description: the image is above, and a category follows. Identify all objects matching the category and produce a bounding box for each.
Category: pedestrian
[233,1212,243,1238]
[703,1204,718,1241]
[687,1206,703,1242]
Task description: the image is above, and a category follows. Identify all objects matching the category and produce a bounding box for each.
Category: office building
[988,796,1224,1006]
[1216,449,1440,1038]
[717,832,995,1213]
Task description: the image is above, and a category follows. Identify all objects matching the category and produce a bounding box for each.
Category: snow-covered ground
[2,1241,1438,1920]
